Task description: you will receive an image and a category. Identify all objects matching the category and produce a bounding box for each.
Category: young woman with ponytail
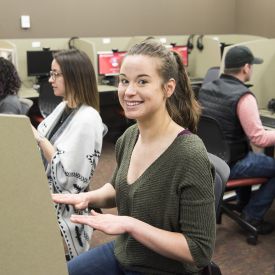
[53,39,215,275]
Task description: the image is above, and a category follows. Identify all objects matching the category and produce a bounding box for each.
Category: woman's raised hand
[52,193,89,210]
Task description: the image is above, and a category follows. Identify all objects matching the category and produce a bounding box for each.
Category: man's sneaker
[241,213,274,235]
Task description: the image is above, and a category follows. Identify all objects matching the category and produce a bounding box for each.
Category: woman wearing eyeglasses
[32,49,107,260]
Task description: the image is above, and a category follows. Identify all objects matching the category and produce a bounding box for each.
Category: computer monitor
[26,50,54,77]
[97,51,127,76]
[170,45,188,67]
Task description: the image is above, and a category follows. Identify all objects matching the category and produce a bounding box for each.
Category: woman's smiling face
[118,55,168,122]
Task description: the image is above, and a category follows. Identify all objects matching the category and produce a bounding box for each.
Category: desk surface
[259,109,275,117]
[98,84,117,92]
[190,77,203,85]
[19,86,39,98]
[19,84,117,99]
[259,109,275,130]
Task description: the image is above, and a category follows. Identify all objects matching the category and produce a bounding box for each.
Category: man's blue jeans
[68,241,143,275]
[230,152,275,221]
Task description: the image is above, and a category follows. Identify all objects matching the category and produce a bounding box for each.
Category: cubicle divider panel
[126,35,190,50]
[73,38,97,71]
[207,34,267,45]
[126,36,151,50]
[188,36,221,78]
[0,39,15,48]
[83,36,132,52]
[0,39,18,69]
[0,115,68,275]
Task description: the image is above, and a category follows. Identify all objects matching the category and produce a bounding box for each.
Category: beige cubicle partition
[0,114,68,275]
[0,40,17,67]
[125,36,151,50]
[207,34,267,45]
[81,36,132,52]
[73,38,97,68]
[126,35,190,50]
[188,36,221,79]
[221,39,275,109]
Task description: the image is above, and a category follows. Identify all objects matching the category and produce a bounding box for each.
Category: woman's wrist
[36,133,45,146]
[86,192,96,208]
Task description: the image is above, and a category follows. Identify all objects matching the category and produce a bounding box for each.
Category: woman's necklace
[59,107,74,124]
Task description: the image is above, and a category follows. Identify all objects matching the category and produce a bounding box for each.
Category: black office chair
[202,67,220,87]
[197,115,268,245]
[31,78,63,126]
[197,116,230,163]
[38,79,62,118]
[38,78,62,118]
[201,153,229,275]
[208,153,229,220]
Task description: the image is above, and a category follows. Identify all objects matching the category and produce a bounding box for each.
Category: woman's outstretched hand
[52,193,89,210]
[71,210,131,235]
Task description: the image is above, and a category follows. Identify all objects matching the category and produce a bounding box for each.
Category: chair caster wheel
[247,235,257,245]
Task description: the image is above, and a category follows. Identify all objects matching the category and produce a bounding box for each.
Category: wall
[0,0,235,38]
[236,0,275,38]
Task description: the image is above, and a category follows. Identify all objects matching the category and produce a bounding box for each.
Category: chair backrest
[202,153,227,275]
[19,97,33,115]
[197,115,231,163]
[202,66,220,86]
[38,79,62,118]
[208,153,229,217]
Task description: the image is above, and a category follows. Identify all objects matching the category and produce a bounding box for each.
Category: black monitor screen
[97,51,127,76]
[27,50,54,77]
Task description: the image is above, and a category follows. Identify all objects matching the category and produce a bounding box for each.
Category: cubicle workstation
[3,34,270,135]
[6,39,70,97]
[0,38,71,99]
[75,35,222,81]
[0,38,71,124]
[0,39,38,101]
[3,34,268,98]
[72,35,226,135]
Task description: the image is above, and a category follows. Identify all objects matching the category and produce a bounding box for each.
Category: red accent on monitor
[171,45,188,67]
[97,51,127,76]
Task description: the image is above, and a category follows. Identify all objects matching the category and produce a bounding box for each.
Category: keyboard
[260,115,275,128]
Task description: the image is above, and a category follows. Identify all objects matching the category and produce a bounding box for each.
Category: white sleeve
[50,110,104,194]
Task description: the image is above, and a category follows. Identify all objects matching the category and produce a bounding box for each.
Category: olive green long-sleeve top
[111,125,215,275]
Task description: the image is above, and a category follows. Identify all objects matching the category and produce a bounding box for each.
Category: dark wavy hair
[0,57,21,98]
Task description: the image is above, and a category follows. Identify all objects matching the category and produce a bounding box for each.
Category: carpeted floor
[90,137,275,275]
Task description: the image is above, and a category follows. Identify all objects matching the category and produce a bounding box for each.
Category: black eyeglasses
[49,70,63,81]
